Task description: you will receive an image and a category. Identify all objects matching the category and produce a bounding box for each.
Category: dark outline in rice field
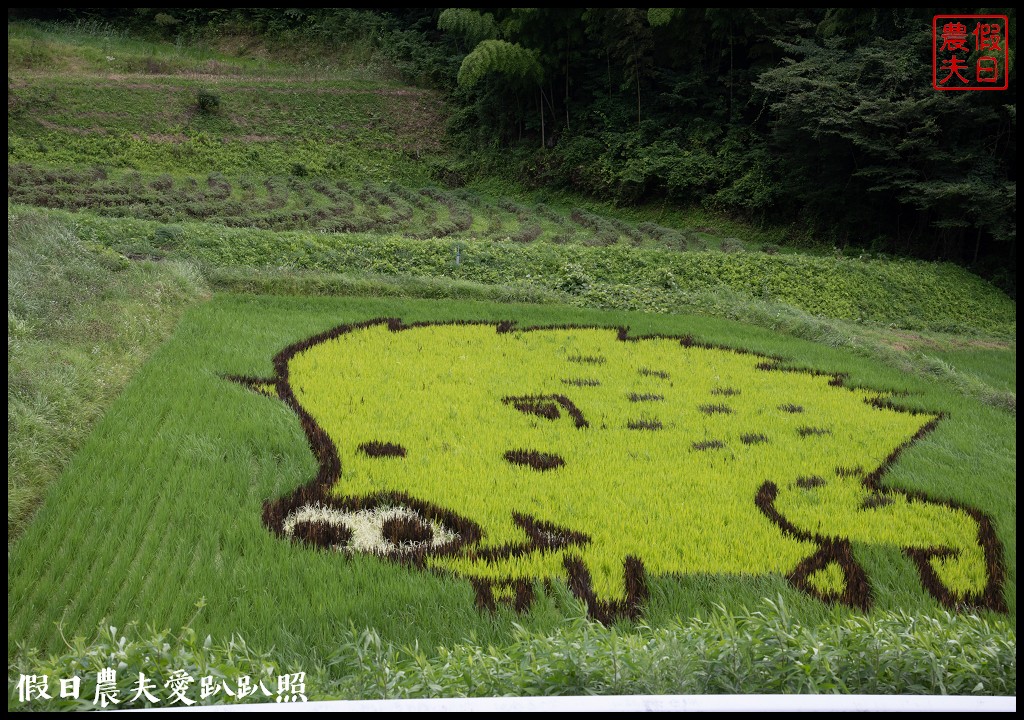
[226,319,1007,622]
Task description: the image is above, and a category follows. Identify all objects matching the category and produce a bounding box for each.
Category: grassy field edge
[8,599,1016,708]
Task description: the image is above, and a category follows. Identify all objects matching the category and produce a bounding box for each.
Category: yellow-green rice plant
[234,321,1006,621]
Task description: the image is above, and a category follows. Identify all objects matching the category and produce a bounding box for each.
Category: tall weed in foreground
[9,598,1015,709]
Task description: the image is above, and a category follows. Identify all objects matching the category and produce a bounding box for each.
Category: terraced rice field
[8,296,1014,654]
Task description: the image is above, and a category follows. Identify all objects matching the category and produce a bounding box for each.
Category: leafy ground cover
[56,209,1016,337]
[8,22,440,185]
[10,602,1016,708]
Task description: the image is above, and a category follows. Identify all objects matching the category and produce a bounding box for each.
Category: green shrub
[557,262,591,293]
[154,13,180,29]
[150,174,173,191]
[153,225,184,249]
[195,90,220,114]
[655,267,677,290]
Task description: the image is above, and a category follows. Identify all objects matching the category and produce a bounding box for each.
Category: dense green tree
[436,7,1014,291]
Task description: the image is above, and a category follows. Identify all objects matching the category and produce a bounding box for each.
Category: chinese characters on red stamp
[933,15,1009,91]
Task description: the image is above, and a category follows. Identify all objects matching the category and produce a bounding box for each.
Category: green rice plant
[7,293,1015,660]
[7,209,205,541]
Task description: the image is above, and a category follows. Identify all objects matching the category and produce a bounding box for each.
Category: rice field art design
[229,320,1006,622]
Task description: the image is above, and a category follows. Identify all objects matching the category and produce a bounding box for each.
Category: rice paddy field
[7,21,1016,705]
[9,294,1015,647]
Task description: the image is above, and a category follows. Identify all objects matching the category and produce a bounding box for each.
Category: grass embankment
[29,207,1018,339]
[7,210,206,542]
[7,20,394,79]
